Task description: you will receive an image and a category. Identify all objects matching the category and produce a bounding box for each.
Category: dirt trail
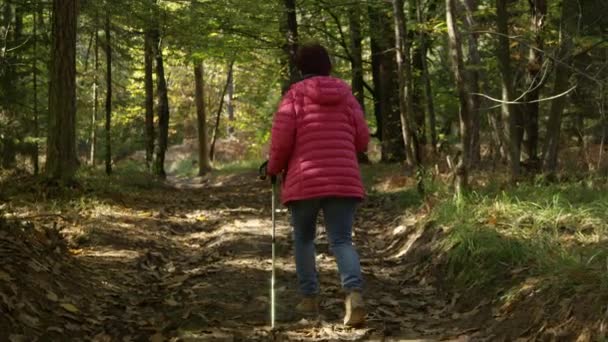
[2,171,484,341]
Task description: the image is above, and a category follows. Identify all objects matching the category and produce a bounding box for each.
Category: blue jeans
[289,197,363,296]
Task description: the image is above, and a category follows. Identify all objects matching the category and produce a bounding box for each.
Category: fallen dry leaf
[60,303,79,313]
[47,291,59,302]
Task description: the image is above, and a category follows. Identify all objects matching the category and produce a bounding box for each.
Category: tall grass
[434,181,608,292]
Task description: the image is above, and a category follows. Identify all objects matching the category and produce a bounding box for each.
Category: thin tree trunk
[33,0,39,174]
[349,2,370,163]
[153,29,170,178]
[543,0,577,177]
[393,0,420,167]
[368,9,383,142]
[462,0,481,165]
[281,0,299,92]
[523,0,546,163]
[348,4,365,107]
[446,0,471,194]
[1,4,16,169]
[210,60,235,161]
[496,0,521,180]
[104,12,112,175]
[417,0,437,153]
[90,13,99,166]
[46,0,78,182]
[144,29,155,171]
[226,65,235,136]
[194,63,212,174]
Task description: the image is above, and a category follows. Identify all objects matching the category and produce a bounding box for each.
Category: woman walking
[266,43,370,327]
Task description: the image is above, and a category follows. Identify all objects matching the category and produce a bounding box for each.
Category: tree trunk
[348,4,365,107]
[281,0,299,92]
[368,14,383,142]
[348,2,370,163]
[153,29,170,178]
[210,60,235,161]
[90,13,99,166]
[446,0,471,193]
[104,12,112,175]
[393,0,420,167]
[496,0,521,180]
[368,3,404,163]
[1,4,17,169]
[523,0,546,162]
[543,0,577,177]
[33,0,39,174]
[144,29,155,171]
[417,0,437,152]
[46,0,78,182]
[226,65,235,136]
[194,63,212,175]
[409,0,427,146]
[462,0,481,165]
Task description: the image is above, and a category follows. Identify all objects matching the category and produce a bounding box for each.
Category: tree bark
[226,66,235,136]
[368,12,383,142]
[543,0,577,176]
[496,0,521,180]
[90,13,99,166]
[368,3,404,162]
[462,0,481,165]
[210,60,235,161]
[144,29,155,171]
[523,0,547,162]
[46,0,78,182]
[393,0,420,167]
[348,2,370,163]
[152,29,170,178]
[417,0,437,152]
[281,0,299,92]
[33,0,39,174]
[104,12,112,175]
[446,0,471,193]
[194,63,212,175]
[348,4,365,107]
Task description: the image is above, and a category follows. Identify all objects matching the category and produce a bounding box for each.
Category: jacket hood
[294,76,351,106]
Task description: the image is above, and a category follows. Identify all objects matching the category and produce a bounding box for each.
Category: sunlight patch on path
[81,248,140,260]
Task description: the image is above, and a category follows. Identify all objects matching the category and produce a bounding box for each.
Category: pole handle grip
[259,161,278,184]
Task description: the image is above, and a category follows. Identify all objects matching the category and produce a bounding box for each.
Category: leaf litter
[0,171,504,341]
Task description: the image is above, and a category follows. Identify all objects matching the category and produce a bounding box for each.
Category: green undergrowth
[433,179,608,297]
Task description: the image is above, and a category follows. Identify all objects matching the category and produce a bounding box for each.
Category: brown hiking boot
[295,296,319,315]
[343,291,365,327]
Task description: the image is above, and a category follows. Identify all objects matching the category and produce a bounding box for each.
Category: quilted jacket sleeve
[267,90,296,175]
[348,95,370,153]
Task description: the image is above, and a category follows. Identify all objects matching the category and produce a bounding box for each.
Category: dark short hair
[295,43,332,76]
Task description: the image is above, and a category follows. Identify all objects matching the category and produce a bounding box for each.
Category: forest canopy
[0,0,606,182]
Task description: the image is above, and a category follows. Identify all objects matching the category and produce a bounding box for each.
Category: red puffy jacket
[267,76,370,205]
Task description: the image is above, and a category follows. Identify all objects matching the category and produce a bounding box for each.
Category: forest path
[3,170,479,341]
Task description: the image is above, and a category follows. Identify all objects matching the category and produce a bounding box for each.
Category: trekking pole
[270,174,277,329]
[259,161,277,329]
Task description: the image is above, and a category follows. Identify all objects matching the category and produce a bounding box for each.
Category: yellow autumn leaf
[69,249,83,255]
[47,291,59,302]
[60,303,79,313]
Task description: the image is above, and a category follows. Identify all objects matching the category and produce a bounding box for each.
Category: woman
[266,43,370,327]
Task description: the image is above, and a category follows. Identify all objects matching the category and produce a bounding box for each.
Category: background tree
[46,0,78,182]
[496,0,521,180]
[446,0,472,193]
